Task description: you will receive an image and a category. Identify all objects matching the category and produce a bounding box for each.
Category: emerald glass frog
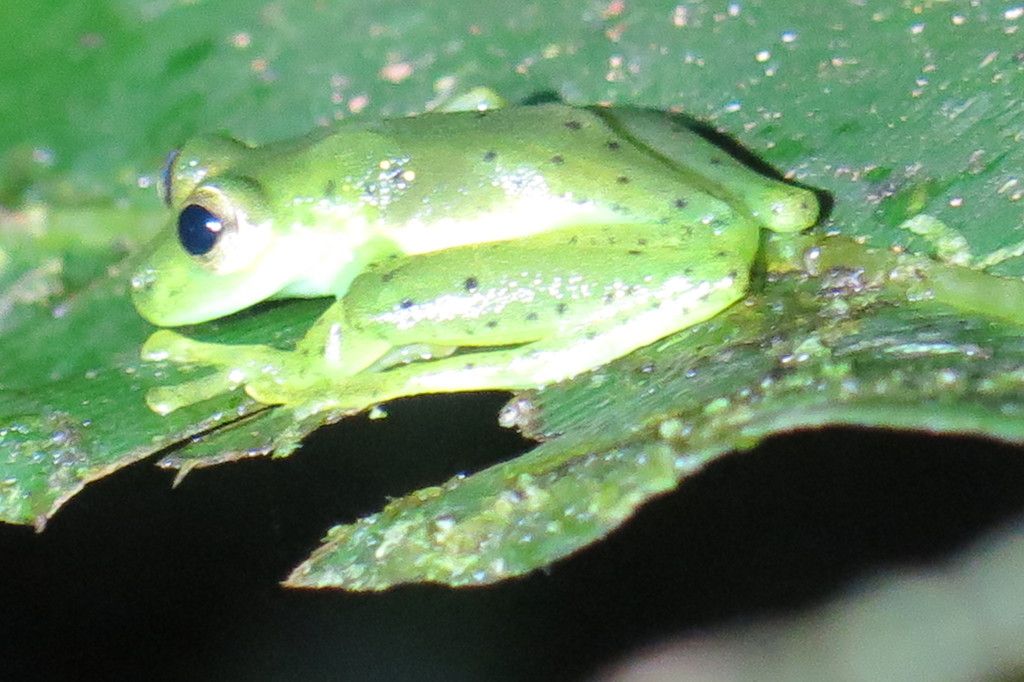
[131,99,818,421]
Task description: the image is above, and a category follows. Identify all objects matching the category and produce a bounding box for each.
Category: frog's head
[131,135,348,326]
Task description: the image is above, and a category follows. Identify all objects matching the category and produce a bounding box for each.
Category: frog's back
[379,104,694,207]
[359,104,746,249]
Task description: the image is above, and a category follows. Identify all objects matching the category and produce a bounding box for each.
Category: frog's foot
[141,330,289,415]
[243,367,425,423]
[242,372,350,419]
[899,215,973,267]
[976,237,1024,270]
[146,372,240,416]
[141,328,387,419]
[241,340,461,419]
[899,214,1024,274]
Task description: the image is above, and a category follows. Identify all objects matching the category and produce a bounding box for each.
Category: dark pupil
[178,204,223,256]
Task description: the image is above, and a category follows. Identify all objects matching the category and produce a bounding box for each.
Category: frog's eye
[176,181,270,274]
[178,203,224,256]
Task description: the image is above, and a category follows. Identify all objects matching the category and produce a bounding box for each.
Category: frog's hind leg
[321,273,743,416]
[293,230,751,415]
[595,108,819,233]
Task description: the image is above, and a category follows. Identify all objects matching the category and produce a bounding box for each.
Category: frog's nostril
[130,269,156,291]
[159,149,181,206]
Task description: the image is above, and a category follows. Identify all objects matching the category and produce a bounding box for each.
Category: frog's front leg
[142,295,461,417]
[140,304,383,415]
[141,330,294,415]
[235,301,458,414]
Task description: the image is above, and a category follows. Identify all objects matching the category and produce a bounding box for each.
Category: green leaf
[2,1,1023,590]
[287,248,1024,588]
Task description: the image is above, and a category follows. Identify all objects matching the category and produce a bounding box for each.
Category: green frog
[131,98,818,420]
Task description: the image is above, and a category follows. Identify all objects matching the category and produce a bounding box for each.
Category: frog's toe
[141,329,239,365]
[244,372,379,421]
[241,366,323,407]
[242,380,290,407]
[146,370,245,415]
[141,329,193,362]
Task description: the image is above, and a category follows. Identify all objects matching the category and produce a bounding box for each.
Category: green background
[2,1,1024,679]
